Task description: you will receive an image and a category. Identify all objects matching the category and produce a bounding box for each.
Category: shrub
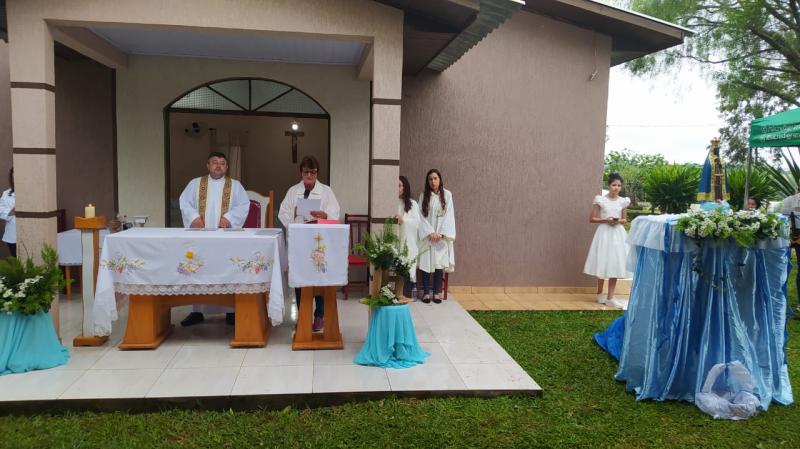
[643,164,701,214]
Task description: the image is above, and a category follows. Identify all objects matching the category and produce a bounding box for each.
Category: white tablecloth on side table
[287,224,349,288]
[93,228,288,335]
[57,229,110,266]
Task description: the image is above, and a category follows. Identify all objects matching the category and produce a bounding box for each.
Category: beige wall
[401,11,612,287]
[55,52,116,227]
[117,56,370,225]
[168,112,329,226]
[0,43,114,257]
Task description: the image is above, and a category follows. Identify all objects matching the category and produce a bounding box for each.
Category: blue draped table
[595,215,793,410]
[0,311,69,375]
[354,304,430,369]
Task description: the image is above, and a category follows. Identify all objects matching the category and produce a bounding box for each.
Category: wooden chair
[245,190,274,228]
[343,214,369,299]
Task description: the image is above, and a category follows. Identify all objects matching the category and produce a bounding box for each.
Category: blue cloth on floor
[595,218,793,410]
[594,315,626,361]
[0,311,69,375]
[354,304,430,369]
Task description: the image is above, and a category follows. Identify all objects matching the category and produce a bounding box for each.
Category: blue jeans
[420,269,443,294]
[295,288,324,318]
[403,280,416,298]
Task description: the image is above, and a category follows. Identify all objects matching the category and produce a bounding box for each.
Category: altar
[596,215,794,410]
[93,228,288,349]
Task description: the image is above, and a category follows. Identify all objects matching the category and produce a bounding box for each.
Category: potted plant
[0,244,69,374]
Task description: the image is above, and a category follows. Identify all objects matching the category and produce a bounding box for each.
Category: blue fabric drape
[1,312,69,375]
[354,304,430,369]
[596,226,793,410]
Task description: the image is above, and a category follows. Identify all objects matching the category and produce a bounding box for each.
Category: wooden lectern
[72,215,109,346]
[287,223,349,351]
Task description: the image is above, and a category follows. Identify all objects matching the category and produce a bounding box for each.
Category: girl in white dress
[396,176,420,298]
[418,169,455,304]
[583,173,630,309]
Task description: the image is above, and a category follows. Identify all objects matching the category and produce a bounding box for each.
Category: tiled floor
[451,282,631,311]
[0,294,541,407]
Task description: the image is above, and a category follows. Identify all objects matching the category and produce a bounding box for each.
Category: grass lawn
[1,287,798,447]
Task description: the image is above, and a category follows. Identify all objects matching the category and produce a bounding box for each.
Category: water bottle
[411,284,418,301]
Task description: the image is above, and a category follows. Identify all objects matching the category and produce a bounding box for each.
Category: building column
[7,11,58,262]
[368,38,403,229]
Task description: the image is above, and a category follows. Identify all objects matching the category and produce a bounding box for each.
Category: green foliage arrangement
[643,164,701,214]
[354,220,416,280]
[0,245,66,315]
[726,166,778,210]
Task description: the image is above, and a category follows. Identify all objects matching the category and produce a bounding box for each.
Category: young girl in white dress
[583,173,631,309]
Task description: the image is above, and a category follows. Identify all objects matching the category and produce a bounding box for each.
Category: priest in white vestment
[278,155,340,332]
[178,151,250,326]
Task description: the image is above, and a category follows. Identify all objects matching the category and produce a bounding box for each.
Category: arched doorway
[164,78,330,226]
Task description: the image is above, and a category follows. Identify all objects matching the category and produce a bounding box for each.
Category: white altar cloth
[57,229,110,266]
[287,224,349,288]
[93,228,288,335]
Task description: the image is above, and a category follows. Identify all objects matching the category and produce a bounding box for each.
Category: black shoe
[181,312,204,327]
[226,313,235,326]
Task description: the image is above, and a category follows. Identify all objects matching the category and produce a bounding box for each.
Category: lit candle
[85,203,95,218]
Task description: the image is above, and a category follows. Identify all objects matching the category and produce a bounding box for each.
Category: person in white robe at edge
[178,151,250,326]
[396,175,420,298]
[418,168,455,304]
[0,168,16,258]
[278,155,340,332]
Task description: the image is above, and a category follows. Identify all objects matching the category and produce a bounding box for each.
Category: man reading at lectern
[279,155,340,332]
[178,151,250,326]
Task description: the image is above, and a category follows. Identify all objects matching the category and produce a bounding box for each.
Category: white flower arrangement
[676,208,784,247]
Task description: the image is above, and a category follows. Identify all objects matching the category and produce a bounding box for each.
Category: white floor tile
[0,370,83,401]
[455,363,541,391]
[387,362,466,391]
[313,365,390,393]
[168,346,246,369]
[93,346,180,370]
[60,369,163,399]
[242,344,313,367]
[440,342,515,364]
[232,366,312,395]
[53,347,109,370]
[146,367,239,397]
[312,345,361,365]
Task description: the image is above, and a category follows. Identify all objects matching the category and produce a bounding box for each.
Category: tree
[623,0,800,163]
[604,149,667,206]
[643,164,702,213]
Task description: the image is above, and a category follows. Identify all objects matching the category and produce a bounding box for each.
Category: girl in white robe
[396,176,420,298]
[418,169,455,304]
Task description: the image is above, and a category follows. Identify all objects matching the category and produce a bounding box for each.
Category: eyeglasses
[302,169,318,176]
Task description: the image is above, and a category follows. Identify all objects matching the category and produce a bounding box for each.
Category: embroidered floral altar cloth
[287,224,349,288]
[93,228,288,335]
[595,215,793,410]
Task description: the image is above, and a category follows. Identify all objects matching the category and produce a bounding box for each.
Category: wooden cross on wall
[285,129,305,163]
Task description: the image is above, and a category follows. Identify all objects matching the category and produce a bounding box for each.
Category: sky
[605,61,725,165]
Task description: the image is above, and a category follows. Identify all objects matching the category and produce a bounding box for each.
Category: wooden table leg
[119,295,173,350]
[292,286,343,350]
[229,292,270,348]
[64,266,72,301]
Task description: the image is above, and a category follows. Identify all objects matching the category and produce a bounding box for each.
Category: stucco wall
[116,55,370,225]
[401,11,612,287]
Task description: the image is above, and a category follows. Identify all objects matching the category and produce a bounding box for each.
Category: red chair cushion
[348,255,367,266]
[243,201,261,228]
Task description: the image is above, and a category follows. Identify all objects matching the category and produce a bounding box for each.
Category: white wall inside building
[116,55,370,225]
